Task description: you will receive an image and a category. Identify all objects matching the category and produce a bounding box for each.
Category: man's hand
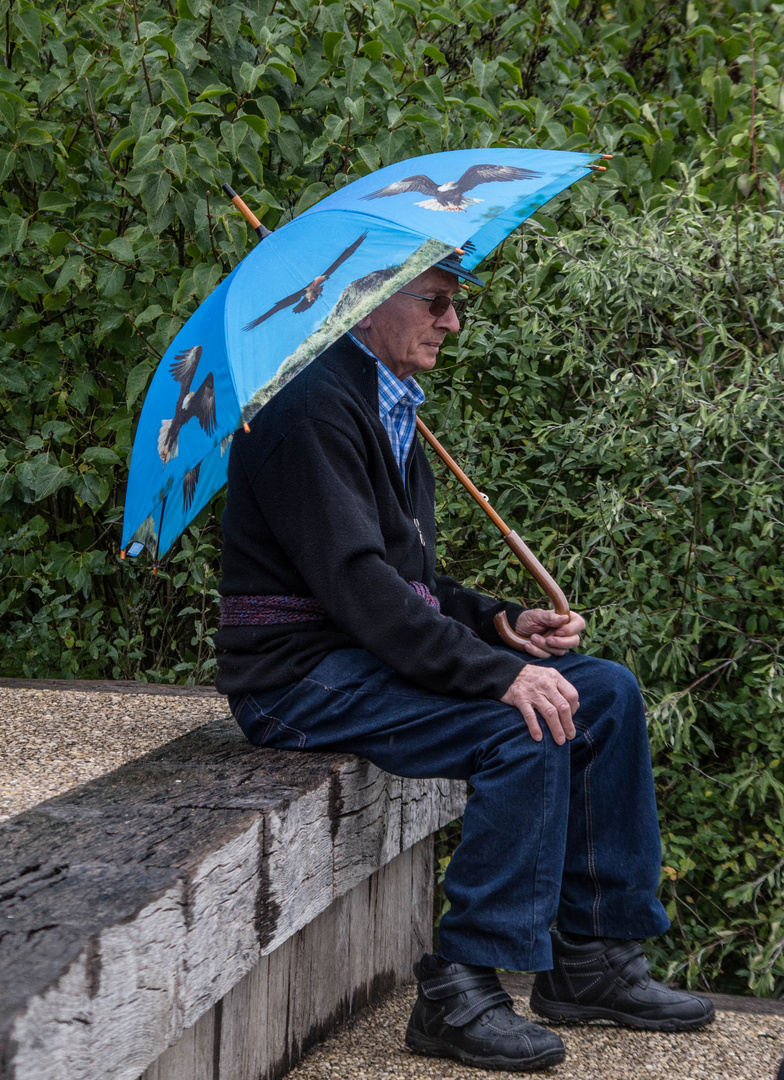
[514,608,585,659]
[501,666,579,744]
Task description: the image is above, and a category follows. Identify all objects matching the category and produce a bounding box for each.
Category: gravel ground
[3,680,782,1079]
[0,683,231,822]
[286,985,784,1080]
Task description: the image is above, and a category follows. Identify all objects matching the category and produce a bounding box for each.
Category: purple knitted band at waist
[220,581,441,626]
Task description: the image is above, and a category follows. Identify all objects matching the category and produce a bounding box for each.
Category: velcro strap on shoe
[605,942,651,986]
[420,968,513,1027]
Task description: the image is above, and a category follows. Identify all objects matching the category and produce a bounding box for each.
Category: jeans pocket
[233,690,307,749]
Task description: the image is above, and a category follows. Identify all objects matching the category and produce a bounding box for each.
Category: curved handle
[494,610,532,650]
[413,418,571,652]
[493,531,570,651]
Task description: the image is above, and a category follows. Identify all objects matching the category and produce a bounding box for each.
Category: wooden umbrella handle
[493,532,569,649]
[415,416,569,651]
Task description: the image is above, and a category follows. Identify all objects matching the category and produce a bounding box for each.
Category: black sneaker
[405,954,565,1072]
[530,930,715,1031]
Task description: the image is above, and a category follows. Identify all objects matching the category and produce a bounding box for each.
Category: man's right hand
[501,666,579,745]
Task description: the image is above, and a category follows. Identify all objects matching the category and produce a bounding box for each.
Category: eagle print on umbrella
[123,148,604,562]
[362,164,541,212]
[243,232,368,331]
[157,346,217,464]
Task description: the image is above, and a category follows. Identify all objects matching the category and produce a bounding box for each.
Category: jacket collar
[318,334,379,413]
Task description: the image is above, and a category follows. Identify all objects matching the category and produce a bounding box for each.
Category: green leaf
[267,60,297,83]
[498,60,522,87]
[650,138,674,181]
[163,142,187,181]
[130,103,161,140]
[239,62,263,94]
[258,95,281,131]
[237,112,268,140]
[211,4,242,43]
[82,447,121,465]
[108,134,135,163]
[323,32,343,63]
[220,121,247,159]
[141,171,172,215]
[295,182,330,214]
[12,6,42,46]
[0,149,16,184]
[38,191,73,212]
[17,456,71,501]
[196,83,231,101]
[126,361,153,409]
[133,131,162,167]
[362,40,385,61]
[54,256,84,292]
[158,69,190,109]
[151,34,177,57]
[134,303,164,326]
[712,74,732,124]
[6,213,29,252]
[73,469,110,509]
[107,237,136,263]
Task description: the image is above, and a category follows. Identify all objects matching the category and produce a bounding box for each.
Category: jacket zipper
[404,442,427,589]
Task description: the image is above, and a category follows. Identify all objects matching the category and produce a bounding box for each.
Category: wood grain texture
[152,839,433,1080]
[0,719,466,1080]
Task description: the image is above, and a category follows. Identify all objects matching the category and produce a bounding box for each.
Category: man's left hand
[513,609,585,659]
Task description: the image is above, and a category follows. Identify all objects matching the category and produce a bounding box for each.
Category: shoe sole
[405,1026,565,1072]
[530,988,716,1032]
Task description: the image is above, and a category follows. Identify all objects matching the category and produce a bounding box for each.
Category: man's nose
[436,302,460,332]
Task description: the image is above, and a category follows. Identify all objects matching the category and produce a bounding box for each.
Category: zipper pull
[413,517,425,547]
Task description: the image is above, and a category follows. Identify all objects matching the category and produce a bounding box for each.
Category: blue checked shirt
[348,333,425,486]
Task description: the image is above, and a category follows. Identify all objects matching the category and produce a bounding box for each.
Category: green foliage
[1,0,783,994]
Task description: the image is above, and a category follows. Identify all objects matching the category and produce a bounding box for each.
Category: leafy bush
[1,0,782,993]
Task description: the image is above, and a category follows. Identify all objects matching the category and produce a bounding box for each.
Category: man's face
[354,267,461,380]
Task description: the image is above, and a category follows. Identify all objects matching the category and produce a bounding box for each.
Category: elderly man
[215,257,714,1072]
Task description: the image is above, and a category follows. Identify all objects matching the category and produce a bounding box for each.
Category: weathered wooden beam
[0,718,466,1080]
[143,838,434,1080]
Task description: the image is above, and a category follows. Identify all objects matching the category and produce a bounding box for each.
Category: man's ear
[354,313,373,331]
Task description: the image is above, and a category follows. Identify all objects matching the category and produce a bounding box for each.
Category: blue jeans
[229,647,669,971]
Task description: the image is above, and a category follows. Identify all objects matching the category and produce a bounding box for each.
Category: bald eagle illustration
[362,164,540,212]
[182,434,232,512]
[243,232,368,332]
[182,462,201,511]
[157,346,217,465]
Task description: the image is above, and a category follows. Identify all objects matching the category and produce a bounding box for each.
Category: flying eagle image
[243,231,368,331]
[361,164,541,212]
[182,462,201,511]
[182,434,232,511]
[157,345,217,465]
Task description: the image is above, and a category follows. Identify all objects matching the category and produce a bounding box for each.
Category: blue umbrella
[121,147,605,563]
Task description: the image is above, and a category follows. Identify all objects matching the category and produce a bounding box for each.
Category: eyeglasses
[397,290,466,318]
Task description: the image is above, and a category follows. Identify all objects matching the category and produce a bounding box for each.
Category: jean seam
[232,692,250,719]
[246,692,308,749]
[575,719,601,936]
[529,735,551,964]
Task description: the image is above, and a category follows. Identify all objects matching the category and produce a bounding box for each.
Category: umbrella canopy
[121,147,602,561]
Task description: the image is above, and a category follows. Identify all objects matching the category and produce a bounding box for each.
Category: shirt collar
[347,333,425,417]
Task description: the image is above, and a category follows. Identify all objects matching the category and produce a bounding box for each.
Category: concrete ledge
[0,718,466,1080]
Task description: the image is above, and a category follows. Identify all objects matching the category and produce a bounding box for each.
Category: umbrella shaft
[415,417,509,534]
[415,416,569,616]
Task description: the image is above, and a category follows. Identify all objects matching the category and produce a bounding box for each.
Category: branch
[131,0,155,108]
[84,85,146,215]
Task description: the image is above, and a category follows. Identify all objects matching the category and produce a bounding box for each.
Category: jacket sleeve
[248,417,526,700]
[431,572,527,646]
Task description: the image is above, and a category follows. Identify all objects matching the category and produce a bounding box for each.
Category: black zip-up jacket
[215,335,527,699]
